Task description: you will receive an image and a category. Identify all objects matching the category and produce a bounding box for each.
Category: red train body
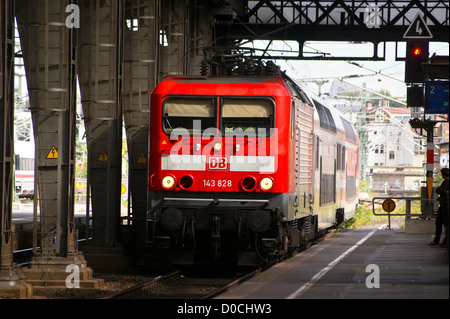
[147,75,359,265]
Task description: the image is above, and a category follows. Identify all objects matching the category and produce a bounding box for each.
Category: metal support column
[16,0,101,287]
[186,0,213,76]
[123,0,157,255]
[78,0,124,256]
[159,0,187,79]
[410,118,438,215]
[158,0,213,76]
[0,0,32,298]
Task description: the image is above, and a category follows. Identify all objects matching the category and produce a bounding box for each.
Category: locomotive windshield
[163,97,216,135]
[222,98,274,137]
[162,96,274,137]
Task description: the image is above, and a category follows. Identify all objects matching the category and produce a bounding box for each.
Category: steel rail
[102,271,181,299]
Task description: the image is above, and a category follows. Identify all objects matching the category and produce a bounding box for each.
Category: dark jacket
[436,179,449,208]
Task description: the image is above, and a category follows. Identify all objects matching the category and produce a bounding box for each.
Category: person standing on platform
[430,168,449,247]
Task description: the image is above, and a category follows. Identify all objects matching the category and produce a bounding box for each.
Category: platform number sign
[403,13,433,39]
[424,81,449,114]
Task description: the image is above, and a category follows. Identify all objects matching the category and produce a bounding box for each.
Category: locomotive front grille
[160,197,270,209]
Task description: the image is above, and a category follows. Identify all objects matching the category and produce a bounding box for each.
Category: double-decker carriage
[147,74,359,265]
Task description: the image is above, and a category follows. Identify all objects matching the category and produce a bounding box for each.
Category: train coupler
[210,215,223,256]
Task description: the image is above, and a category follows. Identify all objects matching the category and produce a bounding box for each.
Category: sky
[254,40,449,99]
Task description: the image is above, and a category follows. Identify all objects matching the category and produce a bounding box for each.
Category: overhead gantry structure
[1,0,448,296]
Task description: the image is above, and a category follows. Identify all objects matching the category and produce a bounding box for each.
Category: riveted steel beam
[1,0,32,298]
[78,0,124,248]
[1,0,15,270]
[214,0,449,60]
[15,0,102,288]
[16,0,78,258]
[159,0,187,78]
[186,0,213,76]
[123,0,157,247]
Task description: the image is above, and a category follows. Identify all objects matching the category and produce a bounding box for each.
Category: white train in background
[15,170,35,199]
[14,111,35,199]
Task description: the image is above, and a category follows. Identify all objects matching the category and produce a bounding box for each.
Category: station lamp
[405,41,429,84]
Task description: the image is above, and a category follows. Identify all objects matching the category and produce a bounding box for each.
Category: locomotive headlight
[214,142,222,151]
[161,175,176,189]
[260,177,274,191]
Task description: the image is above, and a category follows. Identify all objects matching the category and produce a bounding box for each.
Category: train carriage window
[340,117,357,143]
[285,80,310,104]
[221,98,274,137]
[163,97,216,136]
[314,102,337,133]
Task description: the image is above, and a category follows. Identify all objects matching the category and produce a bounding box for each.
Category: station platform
[217,226,449,299]
[11,207,449,299]
[11,204,87,253]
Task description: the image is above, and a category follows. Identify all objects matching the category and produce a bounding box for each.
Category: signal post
[404,14,449,217]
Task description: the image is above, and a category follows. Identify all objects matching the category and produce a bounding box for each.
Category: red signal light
[405,41,429,83]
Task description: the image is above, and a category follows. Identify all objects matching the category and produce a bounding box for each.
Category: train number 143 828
[203,179,232,187]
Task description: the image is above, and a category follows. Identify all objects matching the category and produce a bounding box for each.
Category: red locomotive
[147,68,359,265]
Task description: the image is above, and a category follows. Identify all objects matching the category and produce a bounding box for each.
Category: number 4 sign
[403,13,433,39]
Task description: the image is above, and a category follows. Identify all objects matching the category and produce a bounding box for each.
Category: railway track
[13,238,88,266]
[14,224,335,299]
[103,269,260,299]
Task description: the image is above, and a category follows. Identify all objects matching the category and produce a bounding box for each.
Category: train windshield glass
[163,97,216,135]
[222,98,274,137]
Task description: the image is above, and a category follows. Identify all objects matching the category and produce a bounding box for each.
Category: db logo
[207,156,228,170]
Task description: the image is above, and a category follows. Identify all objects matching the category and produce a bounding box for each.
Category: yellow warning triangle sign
[137,153,147,164]
[98,150,108,162]
[47,145,59,159]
